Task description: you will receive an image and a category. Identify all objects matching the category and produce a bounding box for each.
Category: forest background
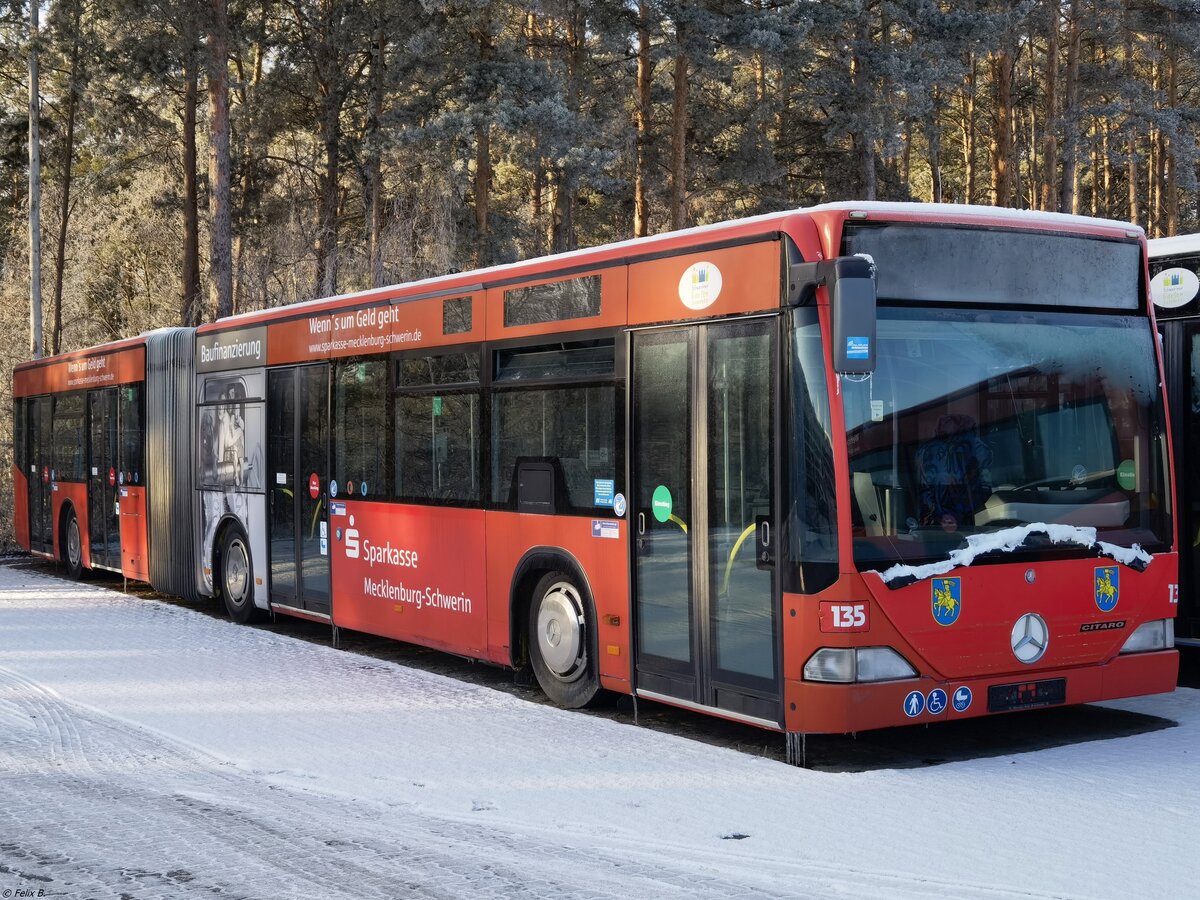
[0,0,1198,546]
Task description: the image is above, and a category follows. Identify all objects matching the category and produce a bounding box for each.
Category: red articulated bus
[13,203,1179,762]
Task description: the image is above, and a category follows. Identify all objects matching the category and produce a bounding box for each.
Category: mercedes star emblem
[1011,612,1049,664]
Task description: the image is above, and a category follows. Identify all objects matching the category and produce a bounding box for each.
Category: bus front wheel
[528,572,601,709]
[217,527,262,624]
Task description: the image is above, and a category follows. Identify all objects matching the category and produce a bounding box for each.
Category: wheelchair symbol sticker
[926,689,947,715]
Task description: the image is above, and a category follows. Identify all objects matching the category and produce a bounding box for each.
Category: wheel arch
[508,546,596,669]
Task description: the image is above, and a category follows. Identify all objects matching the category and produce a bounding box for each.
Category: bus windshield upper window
[843,223,1141,310]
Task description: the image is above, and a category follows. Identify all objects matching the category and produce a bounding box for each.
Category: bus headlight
[1119,619,1174,654]
[803,647,918,683]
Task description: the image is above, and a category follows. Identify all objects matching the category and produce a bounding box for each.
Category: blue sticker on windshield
[594,479,615,507]
[846,336,870,360]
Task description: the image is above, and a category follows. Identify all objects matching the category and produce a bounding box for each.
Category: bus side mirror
[831,258,877,375]
[788,255,877,375]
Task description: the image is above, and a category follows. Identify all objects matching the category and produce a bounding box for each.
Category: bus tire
[528,571,601,709]
[63,507,85,581]
[217,526,262,624]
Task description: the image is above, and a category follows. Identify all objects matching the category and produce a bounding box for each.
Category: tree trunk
[525,13,545,252]
[851,15,876,200]
[314,85,341,298]
[471,25,494,266]
[961,54,977,204]
[551,9,583,253]
[1040,0,1059,211]
[28,0,42,357]
[51,0,83,355]
[1057,0,1080,213]
[670,21,688,230]
[182,41,201,325]
[926,88,943,203]
[633,1,652,238]
[208,0,234,320]
[367,24,386,288]
[1123,1,1139,225]
[1166,36,1179,235]
[990,48,1013,207]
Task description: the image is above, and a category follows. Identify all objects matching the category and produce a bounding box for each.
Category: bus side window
[394,351,481,504]
[490,338,621,514]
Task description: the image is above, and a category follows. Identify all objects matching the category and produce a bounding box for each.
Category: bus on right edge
[1149,234,1200,647]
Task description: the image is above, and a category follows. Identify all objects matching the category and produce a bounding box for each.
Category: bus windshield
[843,308,1171,569]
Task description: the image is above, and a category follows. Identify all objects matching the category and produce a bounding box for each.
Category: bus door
[631,317,780,725]
[27,396,53,553]
[87,388,120,570]
[267,365,331,616]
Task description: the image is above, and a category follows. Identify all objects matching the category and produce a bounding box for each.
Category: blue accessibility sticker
[926,689,948,715]
[903,690,925,718]
[952,686,973,713]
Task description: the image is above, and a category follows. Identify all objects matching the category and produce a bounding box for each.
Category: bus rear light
[803,647,917,684]
[1119,619,1174,654]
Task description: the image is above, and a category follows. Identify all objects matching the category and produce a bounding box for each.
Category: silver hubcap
[67,519,81,569]
[225,540,250,605]
[537,582,585,680]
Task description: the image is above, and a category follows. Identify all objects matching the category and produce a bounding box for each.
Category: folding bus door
[88,388,120,570]
[631,317,780,726]
[27,396,53,554]
[267,365,331,616]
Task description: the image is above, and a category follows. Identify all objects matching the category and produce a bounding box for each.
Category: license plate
[987,678,1067,713]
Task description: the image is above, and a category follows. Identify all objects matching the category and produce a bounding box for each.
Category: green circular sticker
[1116,459,1136,491]
[652,485,673,523]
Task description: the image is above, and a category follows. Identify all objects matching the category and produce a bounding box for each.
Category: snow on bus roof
[1148,233,1200,257]
[212,202,1143,327]
[810,200,1144,235]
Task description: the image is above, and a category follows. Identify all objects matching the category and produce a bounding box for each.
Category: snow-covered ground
[1,563,1196,899]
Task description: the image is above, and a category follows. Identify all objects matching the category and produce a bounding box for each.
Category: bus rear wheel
[528,572,601,709]
[217,527,262,624]
[63,509,85,581]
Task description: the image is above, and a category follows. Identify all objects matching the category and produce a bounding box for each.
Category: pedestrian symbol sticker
[903,690,925,718]
[952,686,973,713]
[927,689,947,715]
